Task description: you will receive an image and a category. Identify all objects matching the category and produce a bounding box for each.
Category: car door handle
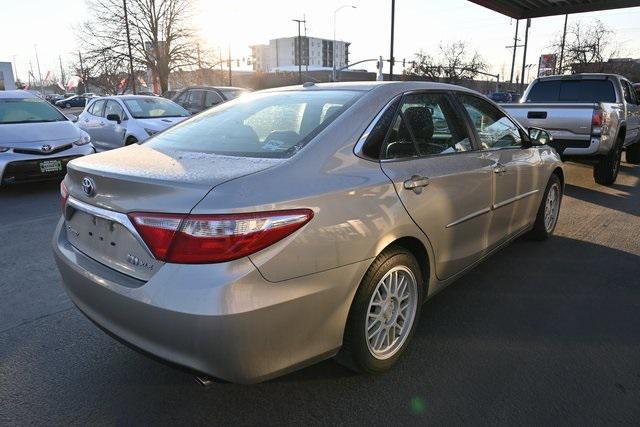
[493,163,507,174]
[403,175,430,192]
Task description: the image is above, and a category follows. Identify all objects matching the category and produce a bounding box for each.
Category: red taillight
[129,209,314,264]
[592,110,603,127]
[60,181,69,211]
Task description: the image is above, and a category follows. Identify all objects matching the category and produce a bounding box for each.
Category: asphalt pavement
[1,159,639,425]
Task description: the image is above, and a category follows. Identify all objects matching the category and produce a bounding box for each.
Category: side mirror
[65,114,78,123]
[106,114,121,124]
[528,127,552,146]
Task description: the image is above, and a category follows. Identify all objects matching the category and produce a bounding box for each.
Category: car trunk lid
[63,144,283,280]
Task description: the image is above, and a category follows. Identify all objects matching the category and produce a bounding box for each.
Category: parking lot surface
[1,159,639,425]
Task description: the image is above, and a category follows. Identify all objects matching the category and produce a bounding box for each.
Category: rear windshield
[146,90,362,158]
[526,79,616,103]
[123,97,189,119]
[221,89,247,100]
[0,98,67,124]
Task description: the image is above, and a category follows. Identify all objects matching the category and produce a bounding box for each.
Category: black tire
[528,173,563,241]
[337,246,424,374]
[65,103,71,109]
[625,142,640,164]
[125,137,138,146]
[594,138,623,186]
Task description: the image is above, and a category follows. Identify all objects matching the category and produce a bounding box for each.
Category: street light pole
[123,0,136,94]
[332,5,356,82]
[389,0,395,81]
[293,18,306,84]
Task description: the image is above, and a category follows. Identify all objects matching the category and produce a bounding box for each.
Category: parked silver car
[78,95,189,151]
[0,90,94,185]
[53,82,564,383]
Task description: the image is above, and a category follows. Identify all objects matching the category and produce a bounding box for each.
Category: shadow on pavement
[3,235,639,425]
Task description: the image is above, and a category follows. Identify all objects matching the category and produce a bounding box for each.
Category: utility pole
[292,18,306,84]
[123,0,136,94]
[59,55,66,89]
[507,19,523,84]
[34,45,44,95]
[228,46,232,86]
[558,14,568,74]
[332,5,357,82]
[12,55,18,82]
[389,0,395,81]
[520,19,531,92]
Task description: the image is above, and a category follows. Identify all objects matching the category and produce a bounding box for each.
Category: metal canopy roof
[468,0,640,19]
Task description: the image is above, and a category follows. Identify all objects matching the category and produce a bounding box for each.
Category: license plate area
[65,208,160,281]
[39,160,63,173]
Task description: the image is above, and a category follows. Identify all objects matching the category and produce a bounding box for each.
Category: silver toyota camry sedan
[53,82,564,383]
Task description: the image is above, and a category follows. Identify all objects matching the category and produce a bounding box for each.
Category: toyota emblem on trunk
[82,177,96,197]
[41,144,52,152]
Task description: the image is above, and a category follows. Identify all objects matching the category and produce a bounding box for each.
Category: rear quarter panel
[191,86,435,285]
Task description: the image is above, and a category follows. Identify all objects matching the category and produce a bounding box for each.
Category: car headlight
[73,132,91,146]
[145,128,159,136]
[0,147,9,153]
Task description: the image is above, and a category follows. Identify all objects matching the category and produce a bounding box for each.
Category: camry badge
[81,177,96,197]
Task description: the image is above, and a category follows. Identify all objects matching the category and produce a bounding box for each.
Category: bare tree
[78,0,205,93]
[404,41,486,83]
[548,19,618,73]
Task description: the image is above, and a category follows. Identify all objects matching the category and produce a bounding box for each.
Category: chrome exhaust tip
[193,375,215,387]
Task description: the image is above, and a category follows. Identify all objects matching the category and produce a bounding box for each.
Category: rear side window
[526,80,616,103]
[382,92,472,160]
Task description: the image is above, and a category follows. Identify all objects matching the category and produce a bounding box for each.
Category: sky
[1,0,640,84]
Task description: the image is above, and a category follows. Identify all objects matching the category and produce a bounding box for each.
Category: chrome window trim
[65,197,154,257]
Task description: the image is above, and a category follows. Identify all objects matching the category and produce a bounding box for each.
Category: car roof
[92,95,160,101]
[258,81,479,95]
[0,90,40,99]
[178,86,247,91]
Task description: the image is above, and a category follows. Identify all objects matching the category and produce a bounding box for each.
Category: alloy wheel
[365,266,418,360]
[544,183,560,232]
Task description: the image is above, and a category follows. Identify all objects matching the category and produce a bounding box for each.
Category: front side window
[104,100,126,120]
[382,92,472,160]
[0,98,67,124]
[187,90,204,109]
[123,98,189,119]
[146,90,361,158]
[458,94,523,149]
[204,91,224,108]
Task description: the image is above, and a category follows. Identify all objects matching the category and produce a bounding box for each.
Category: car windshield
[123,97,189,119]
[146,90,362,158]
[526,79,617,103]
[0,98,67,124]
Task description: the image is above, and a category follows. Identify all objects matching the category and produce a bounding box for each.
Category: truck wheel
[594,138,623,186]
[625,142,640,164]
[528,173,562,241]
[337,246,423,374]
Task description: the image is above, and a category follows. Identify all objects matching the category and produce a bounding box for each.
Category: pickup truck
[503,74,640,185]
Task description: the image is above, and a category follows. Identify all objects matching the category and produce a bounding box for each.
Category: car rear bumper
[0,145,95,184]
[52,218,369,383]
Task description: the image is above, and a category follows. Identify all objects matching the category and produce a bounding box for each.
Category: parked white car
[77,95,190,151]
